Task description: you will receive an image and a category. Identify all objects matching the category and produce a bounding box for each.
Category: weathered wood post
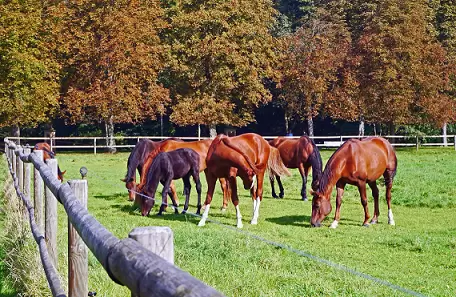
[68,180,89,297]
[16,147,24,195]
[94,138,97,155]
[34,150,45,234]
[454,135,456,151]
[128,226,174,297]
[416,136,419,151]
[23,147,32,219]
[45,158,59,269]
[12,145,17,175]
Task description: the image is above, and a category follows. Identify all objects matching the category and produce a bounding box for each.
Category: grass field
[2,148,456,296]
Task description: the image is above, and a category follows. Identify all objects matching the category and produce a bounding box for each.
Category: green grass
[2,148,456,296]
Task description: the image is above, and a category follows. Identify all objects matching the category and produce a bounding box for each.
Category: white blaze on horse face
[235,205,243,228]
[251,197,261,225]
[198,204,211,227]
[330,220,339,229]
[388,209,395,225]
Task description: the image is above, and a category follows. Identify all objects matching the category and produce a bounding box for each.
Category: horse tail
[267,147,291,179]
[220,137,259,174]
[306,137,323,190]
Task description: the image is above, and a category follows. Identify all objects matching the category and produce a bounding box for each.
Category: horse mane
[306,137,323,190]
[125,145,143,180]
[141,146,164,178]
[317,142,347,194]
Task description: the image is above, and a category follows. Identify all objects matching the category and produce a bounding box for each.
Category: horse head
[310,190,332,227]
[121,177,137,201]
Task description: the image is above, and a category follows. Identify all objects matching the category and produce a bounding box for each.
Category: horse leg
[277,176,285,199]
[384,170,395,225]
[169,181,179,207]
[369,181,380,224]
[298,164,308,201]
[357,182,370,227]
[251,171,264,225]
[191,169,202,215]
[229,175,243,228]
[219,178,230,212]
[181,174,191,214]
[161,179,178,215]
[270,174,278,199]
[330,181,345,229]
[198,170,217,227]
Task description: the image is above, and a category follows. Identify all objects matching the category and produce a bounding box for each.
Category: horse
[121,138,181,206]
[268,136,322,201]
[198,133,291,228]
[137,148,202,216]
[33,143,66,181]
[139,139,231,210]
[310,137,397,228]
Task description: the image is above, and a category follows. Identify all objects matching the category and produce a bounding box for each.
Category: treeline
[1,0,455,139]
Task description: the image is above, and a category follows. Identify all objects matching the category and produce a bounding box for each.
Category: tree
[0,0,60,134]
[347,0,452,134]
[162,0,280,136]
[278,5,350,136]
[54,0,169,149]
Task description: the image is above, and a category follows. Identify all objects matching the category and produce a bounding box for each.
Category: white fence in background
[6,134,456,153]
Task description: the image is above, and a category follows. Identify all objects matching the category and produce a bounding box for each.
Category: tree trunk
[388,122,395,144]
[285,114,290,135]
[358,116,365,137]
[105,116,116,153]
[443,122,447,147]
[209,124,217,138]
[11,125,20,145]
[307,116,314,137]
[198,124,201,140]
[373,123,377,136]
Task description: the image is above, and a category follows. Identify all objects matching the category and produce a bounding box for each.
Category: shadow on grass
[266,215,312,227]
[94,193,126,201]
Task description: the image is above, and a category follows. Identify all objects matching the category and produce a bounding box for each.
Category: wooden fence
[7,134,456,153]
[3,138,225,297]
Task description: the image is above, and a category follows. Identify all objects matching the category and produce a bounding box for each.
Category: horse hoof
[302,197,308,202]
[272,194,278,199]
[388,220,395,226]
[197,221,206,227]
[156,212,163,216]
[279,194,284,199]
[237,222,244,228]
[250,219,258,225]
[362,223,370,227]
[370,220,378,225]
[220,207,227,213]
[329,221,339,228]
[181,210,186,215]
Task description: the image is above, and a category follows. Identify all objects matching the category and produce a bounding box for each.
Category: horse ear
[121,178,127,182]
[61,170,66,176]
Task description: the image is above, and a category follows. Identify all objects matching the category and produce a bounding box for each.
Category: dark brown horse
[198,133,290,228]
[310,137,397,228]
[268,136,322,201]
[137,148,202,216]
[122,139,181,206]
[34,143,66,181]
[139,139,231,210]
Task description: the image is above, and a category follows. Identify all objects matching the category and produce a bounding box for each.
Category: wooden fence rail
[4,138,225,297]
[6,134,456,153]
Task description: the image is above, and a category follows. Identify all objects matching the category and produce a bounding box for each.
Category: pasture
[3,147,456,296]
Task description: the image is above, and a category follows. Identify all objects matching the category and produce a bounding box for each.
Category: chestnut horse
[137,148,202,216]
[34,143,66,181]
[139,139,231,210]
[310,137,397,228]
[198,133,290,228]
[268,136,322,201]
[122,139,181,206]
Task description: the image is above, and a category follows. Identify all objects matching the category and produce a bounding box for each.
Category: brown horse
[198,133,290,228]
[34,143,66,181]
[139,139,231,211]
[122,138,181,206]
[310,137,397,228]
[268,136,322,201]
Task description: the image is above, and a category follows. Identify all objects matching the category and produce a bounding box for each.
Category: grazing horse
[310,137,397,228]
[139,139,231,210]
[121,139,181,206]
[137,148,202,216]
[198,133,290,228]
[268,136,322,201]
[34,143,66,181]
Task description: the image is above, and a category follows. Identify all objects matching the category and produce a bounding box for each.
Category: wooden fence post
[94,138,97,155]
[12,146,16,175]
[454,135,456,151]
[23,147,32,219]
[68,180,88,297]
[16,147,24,192]
[45,158,59,269]
[416,136,419,151]
[129,226,174,297]
[34,150,45,234]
